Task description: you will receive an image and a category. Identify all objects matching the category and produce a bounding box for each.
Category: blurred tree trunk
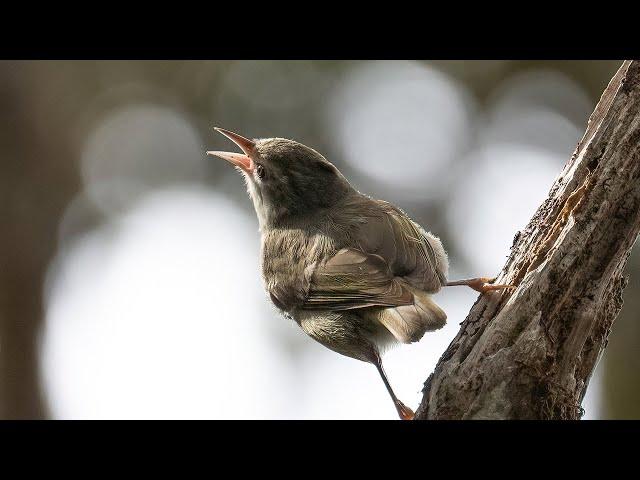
[416,60,640,420]
[0,62,80,419]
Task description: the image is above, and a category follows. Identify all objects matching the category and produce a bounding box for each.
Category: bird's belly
[295,309,395,362]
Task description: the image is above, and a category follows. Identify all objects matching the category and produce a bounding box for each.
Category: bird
[207,127,512,420]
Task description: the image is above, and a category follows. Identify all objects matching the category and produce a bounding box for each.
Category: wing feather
[383,204,447,287]
[303,248,414,310]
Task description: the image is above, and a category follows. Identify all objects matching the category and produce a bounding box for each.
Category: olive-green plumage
[250,138,449,358]
[209,129,451,419]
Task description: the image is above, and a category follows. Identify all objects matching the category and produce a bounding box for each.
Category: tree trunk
[415,60,640,420]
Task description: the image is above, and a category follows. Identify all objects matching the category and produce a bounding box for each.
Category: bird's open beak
[207,127,256,174]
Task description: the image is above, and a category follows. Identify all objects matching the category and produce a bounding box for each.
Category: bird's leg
[445,276,514,294]
[372,351,414,420]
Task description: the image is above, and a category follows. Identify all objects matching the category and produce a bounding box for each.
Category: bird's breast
[260,228,336,314]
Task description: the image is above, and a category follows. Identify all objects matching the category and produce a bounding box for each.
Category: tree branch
[415,60,640,420]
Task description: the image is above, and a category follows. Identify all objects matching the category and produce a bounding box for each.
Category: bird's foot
[469,277,516,294]
[395,400,415,420]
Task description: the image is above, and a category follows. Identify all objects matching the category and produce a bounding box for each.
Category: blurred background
[1,60,637,419]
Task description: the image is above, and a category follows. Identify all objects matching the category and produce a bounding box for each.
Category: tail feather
[377,293,446,344]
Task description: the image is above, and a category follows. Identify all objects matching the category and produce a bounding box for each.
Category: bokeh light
[325,61,476,201]
[41,188,293,419]
[81,103,205,216]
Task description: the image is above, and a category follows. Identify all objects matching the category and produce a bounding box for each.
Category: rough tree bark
[415,60,640,420]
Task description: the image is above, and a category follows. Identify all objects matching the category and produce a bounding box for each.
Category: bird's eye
[256,163,265,179]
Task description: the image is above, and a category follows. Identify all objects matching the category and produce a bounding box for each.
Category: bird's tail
[375,288,447,344]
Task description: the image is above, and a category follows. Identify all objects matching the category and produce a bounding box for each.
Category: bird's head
[208,127,352,229]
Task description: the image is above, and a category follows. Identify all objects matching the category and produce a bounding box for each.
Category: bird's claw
[395,400,415,420]
[470,278,516,294]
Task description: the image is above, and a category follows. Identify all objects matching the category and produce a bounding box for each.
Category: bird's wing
[303,248,414,311]
[354,200,447,290]
[387,207,447,287]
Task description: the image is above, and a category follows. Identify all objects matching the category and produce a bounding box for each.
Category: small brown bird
[208,128,511,420]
